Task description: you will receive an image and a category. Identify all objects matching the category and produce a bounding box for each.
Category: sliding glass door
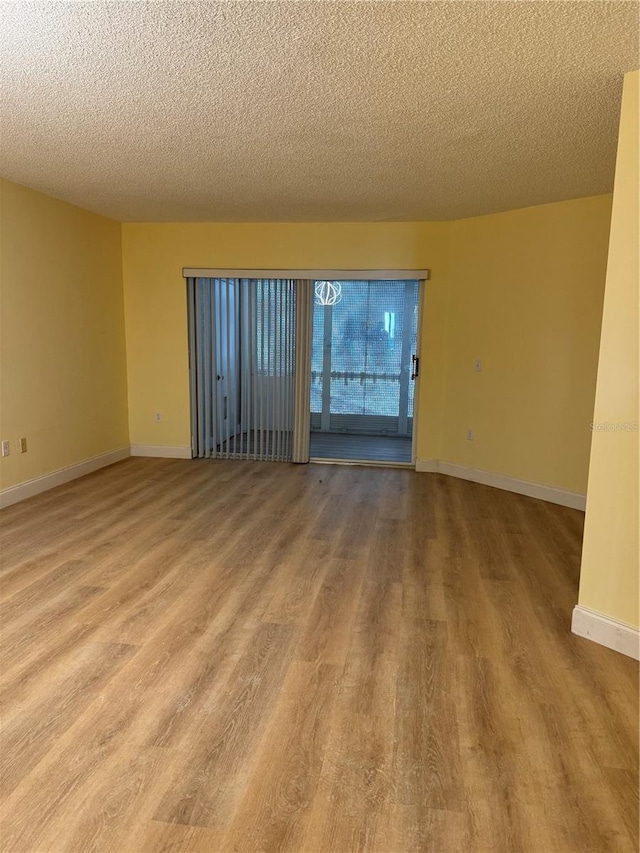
[311,280,419,437]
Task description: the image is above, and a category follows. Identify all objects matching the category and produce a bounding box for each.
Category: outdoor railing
[311,370,402,385]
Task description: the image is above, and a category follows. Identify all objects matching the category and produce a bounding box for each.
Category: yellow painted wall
[578,70,639,628]
[441,195,613,494]
[0,179,129,489]
[122,203,612,493]
[0,183,612,496]
[121,222,451,458]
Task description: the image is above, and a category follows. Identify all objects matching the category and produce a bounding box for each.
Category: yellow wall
[122,203,612,493]
[0,182,610,497]
[578,70,639,628]
[0,179,129,489]
[442,195,612,494]
[121,222,451,458]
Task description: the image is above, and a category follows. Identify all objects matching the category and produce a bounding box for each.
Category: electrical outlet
[20,437,27,453]
[154,411,163,423]
[1,440,9,457]
[474,358,483,372]
[467,428,475,441]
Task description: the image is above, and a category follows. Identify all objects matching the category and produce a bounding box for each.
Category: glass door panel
[311,280,419,437]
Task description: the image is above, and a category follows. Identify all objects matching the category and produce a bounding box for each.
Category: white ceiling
[1,1,638,222]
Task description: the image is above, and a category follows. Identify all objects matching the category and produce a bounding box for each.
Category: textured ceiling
[1,1,638,222]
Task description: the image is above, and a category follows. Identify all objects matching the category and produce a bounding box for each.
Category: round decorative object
[314,280,342,306]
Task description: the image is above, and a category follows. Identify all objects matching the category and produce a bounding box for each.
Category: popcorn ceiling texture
[1,1,638,222]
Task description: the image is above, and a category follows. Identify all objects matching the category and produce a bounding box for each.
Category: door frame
[186,269,431,461]
[410,279,426,466]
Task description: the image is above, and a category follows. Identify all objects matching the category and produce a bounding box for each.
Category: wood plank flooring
[0,457,637,853]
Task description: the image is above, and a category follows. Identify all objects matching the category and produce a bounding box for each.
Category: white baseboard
[130,444,192,459]
[572,605,640,660]
[0,446,131,509]
[415,459,586,510]
[415,458,439,473]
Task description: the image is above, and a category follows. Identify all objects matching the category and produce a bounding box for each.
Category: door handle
[411,355,419,380]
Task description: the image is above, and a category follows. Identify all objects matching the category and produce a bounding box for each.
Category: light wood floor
[0,458,637,853]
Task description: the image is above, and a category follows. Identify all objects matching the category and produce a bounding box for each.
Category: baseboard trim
[415,459,586,510]
[572,605,640,660]
[0,446,131,509]
[130,444,192,459]
[415,458,439,473]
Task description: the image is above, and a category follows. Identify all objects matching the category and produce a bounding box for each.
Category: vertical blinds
[187,277,297,461]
